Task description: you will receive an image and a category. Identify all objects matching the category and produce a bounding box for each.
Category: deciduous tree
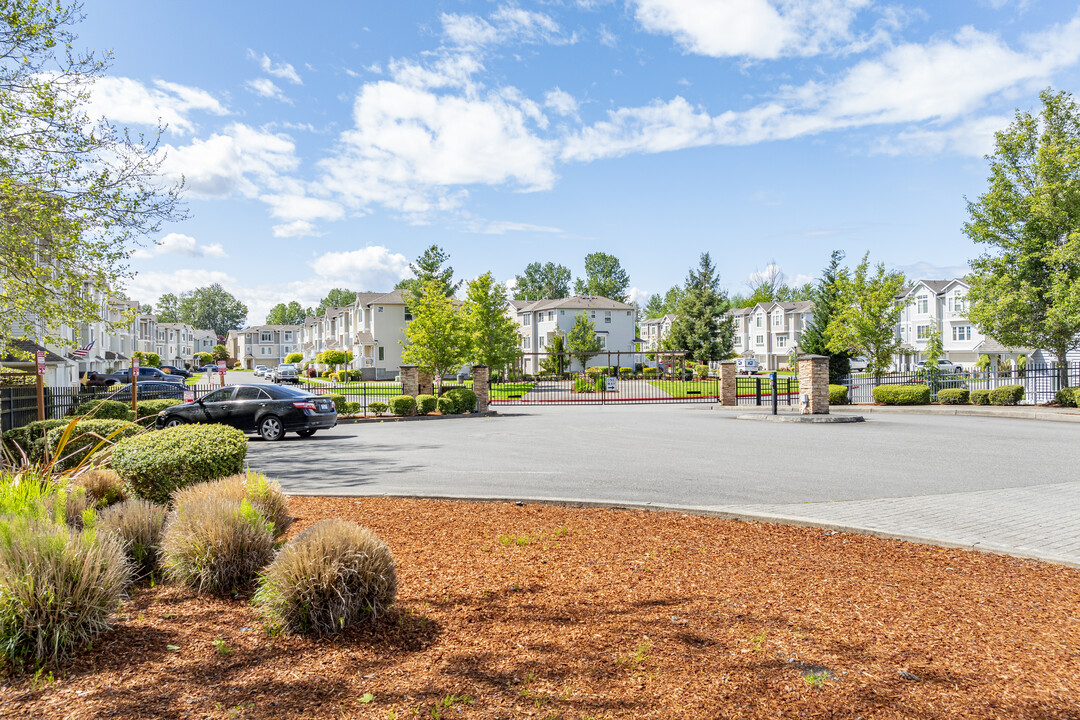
[176,284,247,337]
[266,301,307,325]
[826,253,906,376]
[462,272,520,372]
[565,312,603,371]
[401,277,467,379]
[574,252,630,302]
[801,250,850,381]
[514,262,571,300]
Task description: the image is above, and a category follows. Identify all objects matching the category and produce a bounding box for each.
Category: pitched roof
[512,295,634,313]
[0,340,70,364]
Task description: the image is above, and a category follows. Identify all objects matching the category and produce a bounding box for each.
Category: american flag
[71,341,95,359]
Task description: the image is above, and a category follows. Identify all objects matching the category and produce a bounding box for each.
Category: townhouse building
[299,290,413,379]
[227,325,302,369]
[154,323,196,367]
[640,314,676,351]
[728,301,815,371]
[508,295,638,373]
[193,329,218,357]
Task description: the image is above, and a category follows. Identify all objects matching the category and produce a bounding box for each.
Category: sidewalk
[712,402,1080,423]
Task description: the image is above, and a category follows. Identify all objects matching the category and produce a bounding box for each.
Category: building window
[523,314,530,326]
[595,334,606,348]
[378,346,384,361]
[916,325,930,340]
[260,332,272,342]
[773,314,781,326]
[776,336,787,348]
[284,332,292,341]
[755,335,764,346]
[953,325,972,341]
[734,336,742,346]
[377,306,384,313]
[261,347,273,355]
[523,337,531,349]
[950,294,966,312]
[537,336,545,349]
[604,311,611,324]
[917,296,928,314]
[404,307,412,322]
[756,315,762,328]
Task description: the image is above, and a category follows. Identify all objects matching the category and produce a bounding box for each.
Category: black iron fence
[840,362,1080,404]
[735,375,799,407]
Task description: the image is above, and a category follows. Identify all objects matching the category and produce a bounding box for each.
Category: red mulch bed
[2,497,1078,719]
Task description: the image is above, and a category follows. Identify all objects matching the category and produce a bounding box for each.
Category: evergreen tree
[462,272,521,372]
[540,334,567,376]
[663,253,733,363]
[398,245,461,297]
[644,285,684,318]
[801,250,851,381]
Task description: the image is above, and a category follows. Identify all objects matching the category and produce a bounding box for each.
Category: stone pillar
[418,372,433,396]
[798,355,830,415]
[718,361,737,406]
[400,364,419,397]
[472,365,490,412]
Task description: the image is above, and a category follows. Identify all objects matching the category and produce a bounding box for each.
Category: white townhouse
[300,290,413,379]
[155,323,196,367]
[508,295,638,373]
[227,325,302,369]
[193,329,218,357]
[640,314,676,351]
[727,301,814,371]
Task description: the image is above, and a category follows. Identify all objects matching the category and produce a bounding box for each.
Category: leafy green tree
[210,344,229,362]
[565,312,603,371]
[1,2,183,356]
[644,285,684,319]
[663,253,733,363]
[266,301,307,325]
[574,252,630,301]
[398,245,461,298]
[826,253,906,376]
[194,352,212,365]
[801,250,851,381]
[176,284,248,337]
[462,272,520,371]
[284,352,303,364]
[514,262,571,300]
[965,89,1080,385]
[318,350,348,366]
[315,289,356,316]
[401,277,467,378]
[540,333,567,376]
[154,293,181,323]
[131,350,160,367]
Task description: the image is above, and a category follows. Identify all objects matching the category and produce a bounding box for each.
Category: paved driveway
[245,404,1080,566]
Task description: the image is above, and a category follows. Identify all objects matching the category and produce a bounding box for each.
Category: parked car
[103,381,188,402]
[271,363,299,384]
[155,384,337,440]
[916,359,961,373]
[159,364,191,378]
[96,367,186,385]
[79,371,111,388]
[848,357,869,373]
[253,365,269,377]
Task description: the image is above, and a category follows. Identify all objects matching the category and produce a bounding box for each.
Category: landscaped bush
[694,364,709,379]
[872,384,931,405]
[73,399,132,421]
[828,384,849,405]
[619,367,632,377]
[416,394,437,415]
[970,389,991,405]
[336,370,348,382]
[254,519,397,635]
[324,393,347,414]
[436,395,456,414]
[161,497,276,594]
[1053,387,1077,407]
[446,388,477,413]
[343,401,362,414]
[989,384,1024,406]
[0,517,130,667]
[643,367,658,377]
[284,352,304,364]
[74,468,128,508]
[46,419,141,471]
[388,395,416,416]
[574,376,596,393]
[171,471,291,537]
[97,499,167,580]
[112,424,248,505]
[368,401,388,417]
[937,388,970,405]
[133,399,183,426]
[2,419,70,461]
[233,362,244,370]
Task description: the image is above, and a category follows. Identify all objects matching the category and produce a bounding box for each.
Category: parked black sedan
[154,384,337,440]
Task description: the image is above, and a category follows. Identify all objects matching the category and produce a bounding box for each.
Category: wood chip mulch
[2,497,1078,719]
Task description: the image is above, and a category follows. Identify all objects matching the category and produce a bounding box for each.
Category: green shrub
[694,364,709,379]
[1053,387,1077,407]
[46,419,141,471]
[336,370,348,382]
[161,497,276,594]
[73,399,132,421]
[989,384,1024,406]
[254,519,397,635]
[643,367,658,377]
[970,389,991,405]
[436,396,456,414]
[416,394,437,415]
[872,384,931,405]
[446,388,477,413]
[343,401,362,414]
[112,424,248,505]
[284,352,304,364]
[0,517,130,668]
[388,395,416,416]
[2,419,70,461]
[323,393,347,414]
[828,384,849,405]
[619,367,632,377]
[574,376,596,393]
[97,499,167,580]
[368,401,388,417]
[134,399,182,425]
[171,471,291,538]
[937,388,970,405]
[74,469,128,508]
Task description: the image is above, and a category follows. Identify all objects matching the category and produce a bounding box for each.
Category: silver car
[271,363,299,383]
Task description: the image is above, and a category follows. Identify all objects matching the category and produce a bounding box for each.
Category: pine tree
[663,253,733,363]
[801,250,851,381]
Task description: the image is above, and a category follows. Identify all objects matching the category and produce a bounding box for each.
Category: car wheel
[297,428,317,437]
[164,416,185,428]
[259,415,284,441]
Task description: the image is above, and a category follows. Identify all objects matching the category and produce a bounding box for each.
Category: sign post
[217,360,227,387]
[35,351,46,421]
[131,356,140,415]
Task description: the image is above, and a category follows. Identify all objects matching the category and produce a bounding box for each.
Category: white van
[736,358,760,374]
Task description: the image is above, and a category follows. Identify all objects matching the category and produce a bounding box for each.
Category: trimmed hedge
[1053,388,1076,407]
[989,384,1024,406]
[368,401,388,416]
[343,402,362,414]
[134,399,183,426]
[828,384,849,405]
[323,393,347,414]
[436,396,456,414]
[388,395,416,416]
[2,419,70,461]
[416,394,437,415]
[970,389,991,405]
[46,419,141,471]
[872,384,931,405]
[937,388,969,405]
[112,424,248,505]
[74,399,132,421]
[643,367,658,377]
[445,387,477,413]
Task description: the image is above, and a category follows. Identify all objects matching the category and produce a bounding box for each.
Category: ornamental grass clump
[74,468,128,508]
[254,519,397,635]
[0,517,131,668]
[161,497,276,594]
[97,499,167,580]
[112,424,247,505]
[171,471,292,537]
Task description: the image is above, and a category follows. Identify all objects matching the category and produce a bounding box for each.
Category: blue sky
[75,0,1080,324]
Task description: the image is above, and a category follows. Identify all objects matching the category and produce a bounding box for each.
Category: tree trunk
[1058,348,1070,389]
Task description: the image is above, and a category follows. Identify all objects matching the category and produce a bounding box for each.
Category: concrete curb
[710,403,1080,423]
[285,492,1079,570]
[336,411,498,425]
[736,414,865,424]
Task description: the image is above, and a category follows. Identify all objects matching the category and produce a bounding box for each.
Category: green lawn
[647,380,721,398]
[489,382,536,399]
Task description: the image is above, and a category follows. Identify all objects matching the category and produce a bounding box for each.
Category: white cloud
[260,194,345,222]
[124,269,237,308]
[465,219,563,234]
[246,77,292,103]
[626,286,651,306]
[441,6,573,49]
[309,246,412,289]
[88,77,227,135]
[632,0,877,60]
[894,261,971,280]
[597,24,618,48]
[161,123,299,198]
[247,50,303,85]
[544,88,579,118]
[872,115,1010,157]
[272,220,321,238]
[132,232,227,259]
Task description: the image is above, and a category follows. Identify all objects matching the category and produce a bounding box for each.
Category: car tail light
[292,401,317,410]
